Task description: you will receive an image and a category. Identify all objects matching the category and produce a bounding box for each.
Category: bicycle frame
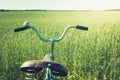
[29,25,81,61]
[14,21,88,80]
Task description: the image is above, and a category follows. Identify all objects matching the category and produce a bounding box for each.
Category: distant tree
[0,9,10,12]
[0,9,5,12]
[106,9,120,11]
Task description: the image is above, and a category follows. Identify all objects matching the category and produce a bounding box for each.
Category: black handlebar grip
[76,25,88,30]
[14,26,29,32]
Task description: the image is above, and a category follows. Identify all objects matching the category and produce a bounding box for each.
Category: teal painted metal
[29,25,77,43]
[28,25,79,62]
[29,26,51,42]
[45,67,55,80]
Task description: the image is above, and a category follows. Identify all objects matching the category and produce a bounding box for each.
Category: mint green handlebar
[29,25,77,43]
[30,26,51,42]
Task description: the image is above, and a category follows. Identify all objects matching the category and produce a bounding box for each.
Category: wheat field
[0,11,120,80]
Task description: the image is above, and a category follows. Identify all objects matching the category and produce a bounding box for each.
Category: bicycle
[14,21,88,80]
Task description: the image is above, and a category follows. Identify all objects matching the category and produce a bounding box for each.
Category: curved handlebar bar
[14,21,88,43]
[56,25,88,42]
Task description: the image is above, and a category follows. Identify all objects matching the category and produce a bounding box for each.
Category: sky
[0,0,120,10]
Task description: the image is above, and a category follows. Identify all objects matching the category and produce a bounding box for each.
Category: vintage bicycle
[14,21,88,80]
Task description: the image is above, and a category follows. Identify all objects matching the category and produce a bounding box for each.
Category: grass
[0,11,120,80]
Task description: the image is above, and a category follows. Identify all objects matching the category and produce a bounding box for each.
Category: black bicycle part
[14,26,29,32]
[76,25,88,30]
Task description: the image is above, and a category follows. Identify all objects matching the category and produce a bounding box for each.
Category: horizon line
[0,8,120,11]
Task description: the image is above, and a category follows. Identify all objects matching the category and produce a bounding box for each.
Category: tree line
[0,9,47,12]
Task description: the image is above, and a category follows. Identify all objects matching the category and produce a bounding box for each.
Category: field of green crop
[0,11,120,80]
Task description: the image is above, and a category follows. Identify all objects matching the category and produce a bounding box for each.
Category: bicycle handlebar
[14,21,88,43]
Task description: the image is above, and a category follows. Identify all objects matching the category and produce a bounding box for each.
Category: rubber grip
[14,26,29,32]
[76,25,88,30]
